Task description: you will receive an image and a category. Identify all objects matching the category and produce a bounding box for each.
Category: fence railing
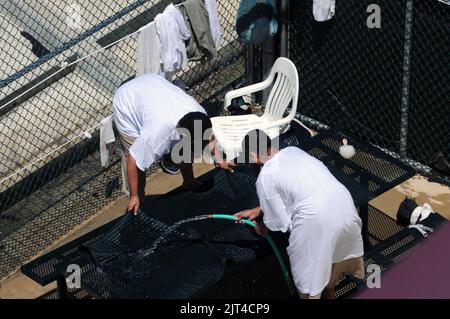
[289,0,449,176]
[0,0,245,280]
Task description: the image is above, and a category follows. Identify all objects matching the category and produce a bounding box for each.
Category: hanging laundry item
[155,4,191,73]
[100,115,116,167]
[136,21,162,77]
[179,0,216,61]
[236,0,278,44]
[313,0,336,22]
[205,0,222,48]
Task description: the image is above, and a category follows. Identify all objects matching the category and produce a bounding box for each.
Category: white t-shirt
[113,74,206,171]
[256,147,363,295]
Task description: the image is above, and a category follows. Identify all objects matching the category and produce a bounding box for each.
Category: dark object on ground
[228,95,252,115]
[396,197,418,227]
[105,177,120,198]
[428,152,450,176]
[20,31,50,58]
[290,120,313,139]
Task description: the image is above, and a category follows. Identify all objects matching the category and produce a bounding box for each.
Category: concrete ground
[371,174,450,220]
[0,163,448,299]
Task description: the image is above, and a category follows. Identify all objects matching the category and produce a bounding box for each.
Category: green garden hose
[209,214,295,294]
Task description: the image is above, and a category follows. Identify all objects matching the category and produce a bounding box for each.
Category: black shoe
[160,157,180,175]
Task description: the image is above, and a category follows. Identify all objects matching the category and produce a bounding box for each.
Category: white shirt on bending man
[112,74,210,214]
[113,74,206,171]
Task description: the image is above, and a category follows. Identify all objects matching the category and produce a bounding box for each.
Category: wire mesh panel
[0,0,245,280]
[406,0,449,164]
[289,0,449,176]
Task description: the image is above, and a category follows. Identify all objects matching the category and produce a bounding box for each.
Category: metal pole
[245,44,255,85]
[399,0,415,157]
[279,0,289,57]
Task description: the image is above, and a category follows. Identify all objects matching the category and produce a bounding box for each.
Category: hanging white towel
[136,21,163,77]
[100,115,116,167]
[205,0,222,48]
[313,0,336,22]
[155,4,191,73]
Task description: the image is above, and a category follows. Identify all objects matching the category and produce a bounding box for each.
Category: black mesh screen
[289,0,449,178]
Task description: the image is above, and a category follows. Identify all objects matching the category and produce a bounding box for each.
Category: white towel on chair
[100,115,115,167]
[313,0,336,22]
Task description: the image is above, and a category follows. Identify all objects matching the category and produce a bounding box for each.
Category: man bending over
[113,74,232,214]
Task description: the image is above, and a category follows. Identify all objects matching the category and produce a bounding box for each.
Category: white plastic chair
[211,57,306,160]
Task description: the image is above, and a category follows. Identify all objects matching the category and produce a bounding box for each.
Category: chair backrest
[262,57,299,123]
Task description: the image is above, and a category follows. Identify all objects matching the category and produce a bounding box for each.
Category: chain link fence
[0,0,245,280]
[1,0,447,283]
[289,0,449,179]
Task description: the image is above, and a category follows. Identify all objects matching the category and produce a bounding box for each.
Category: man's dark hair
[240,129,272,163]
[177,112,212,161]
[178,112,212,134]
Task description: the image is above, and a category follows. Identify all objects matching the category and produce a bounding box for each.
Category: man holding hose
[234,129,364,299]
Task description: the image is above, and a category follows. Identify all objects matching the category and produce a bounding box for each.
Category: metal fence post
[245,44,255,85]
[399,0,415,157]
[279,0,289,57]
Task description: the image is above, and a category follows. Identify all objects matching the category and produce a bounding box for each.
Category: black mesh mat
[144,166,260,223]
[78,218,263,298]
[75,166,267,298]
[78,213,171,266]
[81,223,262,298]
